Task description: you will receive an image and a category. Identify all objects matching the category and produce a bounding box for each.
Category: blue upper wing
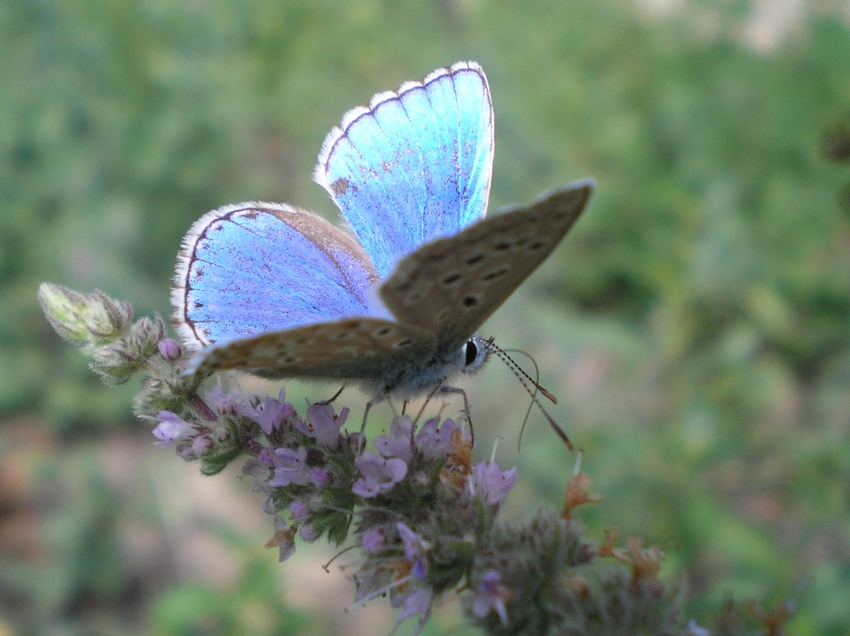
[314,61,494,280]
[172,202,380,349]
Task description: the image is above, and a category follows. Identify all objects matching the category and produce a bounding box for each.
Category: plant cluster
[39,282,801,635]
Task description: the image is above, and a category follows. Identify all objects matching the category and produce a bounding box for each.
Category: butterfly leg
[319,385,346,405]
[358,394,387,438]
[437,385,476,447]
[407,382,449,447]
[411,381,448,424]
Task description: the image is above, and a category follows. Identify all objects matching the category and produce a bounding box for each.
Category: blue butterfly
[172,61,593,401]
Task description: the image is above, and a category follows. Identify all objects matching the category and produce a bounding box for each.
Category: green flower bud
[37,282,132,350]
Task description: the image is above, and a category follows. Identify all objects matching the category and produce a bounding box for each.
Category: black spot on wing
[331,178,350,196]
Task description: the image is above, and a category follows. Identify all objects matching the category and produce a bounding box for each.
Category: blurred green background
[3,1,849,634]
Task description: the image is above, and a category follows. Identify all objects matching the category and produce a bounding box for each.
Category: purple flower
[414,417,457,461]
[152,411,194,446]
[394,587,433,626]
[397,522,430,579]
[243,458,270,481]
[175,444,196,461]
[374,416,414,464]
[204,385,241,416]
[684,620,711,636]
[289,499,311,521]
[362,527,387,553]
[298,402,347,450]
[310,467,331,487]
[238,388,296,435]
[352,451,408,497]
[158,338,181,361]
[269,446,312,487]
[261,495,276,516]
[470,461,518,507]
[191,435,213,456]
[471,570,509,624]
[299,523,316,541]
[258,447,275,467]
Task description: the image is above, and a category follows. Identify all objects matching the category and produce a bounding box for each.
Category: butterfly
[172,61,593,402]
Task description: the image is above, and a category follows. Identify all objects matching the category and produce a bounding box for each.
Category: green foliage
[150,565,312,636]
[5,0,850,634]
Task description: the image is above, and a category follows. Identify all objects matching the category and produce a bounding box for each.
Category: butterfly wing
[314,61,494,279]
[185,317,435,381]
[172,202,380,349]
[379,181,594,346]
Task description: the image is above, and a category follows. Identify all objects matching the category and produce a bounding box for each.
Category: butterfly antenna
[481,339,573,451]
[497,343,558,404]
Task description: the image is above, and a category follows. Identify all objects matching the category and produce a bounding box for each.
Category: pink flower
[152,411,194,446]
[471,570,509,624]
[470,461,517,506]
[374,416,414,464]
[353,451,408,497]
[299,402,348,450]
[237,388,296,435]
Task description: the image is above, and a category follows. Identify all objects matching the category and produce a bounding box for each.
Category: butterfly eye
[464,339,479,367]
[460,335,491,375]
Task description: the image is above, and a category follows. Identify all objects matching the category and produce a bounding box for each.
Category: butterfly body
[195,315,488,401]
[172,62,593,400]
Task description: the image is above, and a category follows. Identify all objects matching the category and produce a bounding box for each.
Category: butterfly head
[392,333,492,397]
[460,334,493,377]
